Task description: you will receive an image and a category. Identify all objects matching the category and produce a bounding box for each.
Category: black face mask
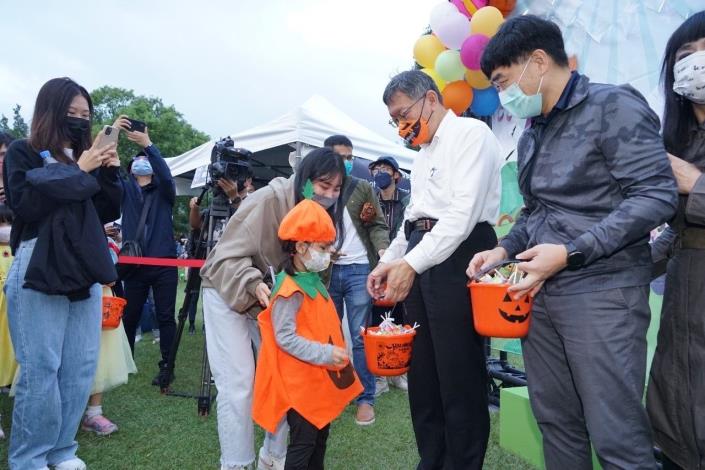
[374,172,393,190]
[65,116,90,144]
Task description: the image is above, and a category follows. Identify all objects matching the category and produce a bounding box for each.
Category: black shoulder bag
[117,191,155,280]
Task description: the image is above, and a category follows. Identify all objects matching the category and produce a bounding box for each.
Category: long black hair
[662,11,705,155]
[29,77,94,164]
[293,147,346,249]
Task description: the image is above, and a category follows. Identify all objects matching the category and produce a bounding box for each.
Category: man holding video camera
[187,142,253,334]
[113,115,178,388]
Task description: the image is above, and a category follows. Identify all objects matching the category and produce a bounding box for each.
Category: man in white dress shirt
[367,70,502,469]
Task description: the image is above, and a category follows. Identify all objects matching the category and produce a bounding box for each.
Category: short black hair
[0,132,13,148]
[323,135,353,149]
[481,15,569,78]
[383,70,443,106]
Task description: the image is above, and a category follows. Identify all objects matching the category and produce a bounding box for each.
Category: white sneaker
[390,373,408,391]
[135,334,142,343]
[0,423,5,439]
[257,447,285,470]
[374,376,389,397]
[54,457,87,470]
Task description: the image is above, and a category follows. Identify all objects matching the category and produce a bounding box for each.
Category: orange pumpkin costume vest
[253,274,363,433]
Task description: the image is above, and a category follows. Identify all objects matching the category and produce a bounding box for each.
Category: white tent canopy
[165,95,416,193]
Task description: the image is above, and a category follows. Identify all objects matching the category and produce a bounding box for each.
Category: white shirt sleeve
[403,125,501,274]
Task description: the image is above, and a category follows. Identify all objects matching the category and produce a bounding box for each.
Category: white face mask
[0,225,11,244]
[673,50,705,104]
[302,246,331,273]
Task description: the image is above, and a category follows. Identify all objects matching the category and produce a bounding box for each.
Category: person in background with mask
[322,134,389,426]
[0,132,13,203]
[4,77,122,470]
[368,70,502,469]
[112,115,178,388]
[647,11,705,470]
[467,16,678,469]
[367,156,410,396]
[200,148,346,470]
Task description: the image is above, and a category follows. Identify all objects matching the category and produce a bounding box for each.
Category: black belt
[678,228,705,250]
[405,218,438,240]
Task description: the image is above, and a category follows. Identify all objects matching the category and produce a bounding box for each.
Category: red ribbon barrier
[118,256,205,268]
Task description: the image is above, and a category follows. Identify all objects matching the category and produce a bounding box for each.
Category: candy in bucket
[468,259,533,338]
[362,313,418,376]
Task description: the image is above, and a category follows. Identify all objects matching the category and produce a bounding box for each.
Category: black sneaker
[151,368,175,387]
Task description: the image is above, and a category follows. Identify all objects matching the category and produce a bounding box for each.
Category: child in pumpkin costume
[253,194,363,470]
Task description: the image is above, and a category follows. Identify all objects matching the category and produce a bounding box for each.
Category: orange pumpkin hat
[278,181,336,243]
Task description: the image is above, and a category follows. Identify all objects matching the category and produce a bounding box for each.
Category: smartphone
[96,125,119,148]
[126,118,146,133]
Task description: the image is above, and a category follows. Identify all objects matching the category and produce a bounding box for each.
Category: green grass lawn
[0,281,537,469]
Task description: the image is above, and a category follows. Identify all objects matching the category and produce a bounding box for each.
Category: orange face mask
[397,98,432,147]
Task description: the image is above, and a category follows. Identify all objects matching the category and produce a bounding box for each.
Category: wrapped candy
[364,312,419,336]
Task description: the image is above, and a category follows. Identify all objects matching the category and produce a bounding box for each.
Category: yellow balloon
[465,69,491,89]
[413,35,446,69]
[421,68,447,92]
[470,6,504,37]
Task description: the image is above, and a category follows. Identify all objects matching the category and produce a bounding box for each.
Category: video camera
[208,136,253,197]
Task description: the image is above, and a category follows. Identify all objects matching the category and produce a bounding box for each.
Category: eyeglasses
[371,167,394,176]
[388,94,426,128]
[340,154,355,161]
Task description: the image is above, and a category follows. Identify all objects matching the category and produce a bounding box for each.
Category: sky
[0,0,433,152]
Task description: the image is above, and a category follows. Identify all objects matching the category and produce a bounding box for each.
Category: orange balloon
[465,69,492,89]
[488,0,517,17]
[442,80,474,115]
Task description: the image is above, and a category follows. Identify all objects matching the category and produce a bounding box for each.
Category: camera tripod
[160,187,232,416]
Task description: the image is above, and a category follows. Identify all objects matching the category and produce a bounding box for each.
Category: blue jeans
[329,263,375,405]
[6,239,102,470]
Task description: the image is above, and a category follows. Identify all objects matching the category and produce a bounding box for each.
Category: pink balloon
[460,34,490,70]
[434,13,471,50]
[451,0,471,18]
[472,0,489,8]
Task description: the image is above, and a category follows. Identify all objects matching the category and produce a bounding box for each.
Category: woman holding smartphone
[3,77,122,470]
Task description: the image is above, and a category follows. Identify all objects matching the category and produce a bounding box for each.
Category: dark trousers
[122,266,178,367]
[285,409,330,470]
[404,223,496,470]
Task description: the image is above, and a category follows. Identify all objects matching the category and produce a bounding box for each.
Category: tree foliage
[0,104,29,139]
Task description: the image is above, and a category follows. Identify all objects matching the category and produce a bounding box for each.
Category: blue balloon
[470,86,500,116]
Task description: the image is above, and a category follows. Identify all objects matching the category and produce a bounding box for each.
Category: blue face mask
[374,172,393,190]
[499,59,544,119]
[132,158,153,176]
[344,160,353,176]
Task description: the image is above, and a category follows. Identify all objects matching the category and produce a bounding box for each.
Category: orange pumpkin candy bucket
[362,324,416,377]
[468,259,533,338]
[102,296,127,330]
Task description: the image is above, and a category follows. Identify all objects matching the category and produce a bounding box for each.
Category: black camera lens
[105,127,112,135]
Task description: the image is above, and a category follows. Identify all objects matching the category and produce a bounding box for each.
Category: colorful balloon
[451,0,471,18]
[435,50,466,82]
[430,2,460,33]
[488,0,517,17]
[413,35,446,69]
[460,34,490,70]
[442,80,474,115]
[470,86,500,116]
[463,0,488,16]
[470,6,504,37]
[434,12,471,50]
[465,69,492,89]
[421,68,447,92]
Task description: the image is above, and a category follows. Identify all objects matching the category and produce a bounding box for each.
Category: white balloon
[434,12,471,50]
[429,2,459,33]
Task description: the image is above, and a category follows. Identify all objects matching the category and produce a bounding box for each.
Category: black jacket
[4,140,122,299]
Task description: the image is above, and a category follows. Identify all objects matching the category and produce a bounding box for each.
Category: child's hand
[330,346,349,369]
